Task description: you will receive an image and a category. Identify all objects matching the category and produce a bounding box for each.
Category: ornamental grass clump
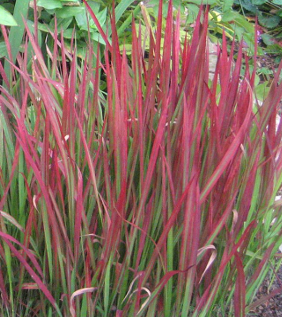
[1,1,282,316]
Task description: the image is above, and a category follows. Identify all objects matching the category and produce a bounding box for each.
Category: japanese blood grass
[0,3,282,317]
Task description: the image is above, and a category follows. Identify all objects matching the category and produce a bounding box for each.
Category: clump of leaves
[142,0,258,56]
[0,0,139,62]
[234,0,282,30]
[233,0,282,60]
[1,0,282,316]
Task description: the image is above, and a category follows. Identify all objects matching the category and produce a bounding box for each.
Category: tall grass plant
[0,1,282,316]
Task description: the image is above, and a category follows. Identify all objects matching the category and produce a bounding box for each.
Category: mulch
[247,255,282,316]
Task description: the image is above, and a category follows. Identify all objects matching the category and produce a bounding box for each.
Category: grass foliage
[0,1,282,316]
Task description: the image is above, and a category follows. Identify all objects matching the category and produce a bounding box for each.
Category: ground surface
[247,255,282,316]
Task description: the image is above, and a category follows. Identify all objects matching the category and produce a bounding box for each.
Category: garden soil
[247,256,282,316]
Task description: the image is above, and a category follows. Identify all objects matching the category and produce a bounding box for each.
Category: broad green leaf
[261,33,275,46]
[74,0,100,27]
[222,11,237,22]
[258,67,273,75]
[89,8,107,30]
[276,9,282,17]
[237,0,258,14]
[273,0,282,4]
[63,28,81,39]
[56,7,84,18]
[265,44,282,54]
[91,32,106,45]
[255,82,270,101]
[50,16,73,31]
[37,22,51,33]
[0,5,17,26]
[0,41,7,58]
[1,3,14,14]
[234,14,255,33]
[37,0,63,10]
[252,0,266,4]
[258,14,281,29]
[87,2,100,12]
[275,56,282,64]
[4,0,30,82]
[185,4,199,24]
[115,0,135,23]
[222,0,234,12]
[116,3,142,36]
[75,8,88,29]
[76,8,107,32]
[61,0,80,3]
[187,0,217,4]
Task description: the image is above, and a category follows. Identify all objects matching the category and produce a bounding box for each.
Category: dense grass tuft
[0,2,282,316]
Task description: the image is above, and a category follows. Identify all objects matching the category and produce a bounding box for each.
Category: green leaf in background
[89,8,107,30]
[50,16,73,31]
[252,0,266,5]
[265,44,282,54]
[75,7,88,29]
[236,0,259,14]
[258,13,281,28]
[222,0,234,13]
[221,10,238,22]
[0,5,17,26]
[273,0,282,4]
[1,3,14,14]
[76,7,107,32]
[62,28,78,39]
[255,81,270,101]
[37,22,51,33]
[185,4,199,24]
[234,13,255,33]
[258,67,273,75]
[37,0,63,10]
[115,0,135,23]
[91,32,106,45]
[277,9,282,17]
[56,7,84,18]
[261,33,275,46]
[4,0,30,78]
[188,0,218,4]
[0,42,7,58]
[61,0,80,3]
